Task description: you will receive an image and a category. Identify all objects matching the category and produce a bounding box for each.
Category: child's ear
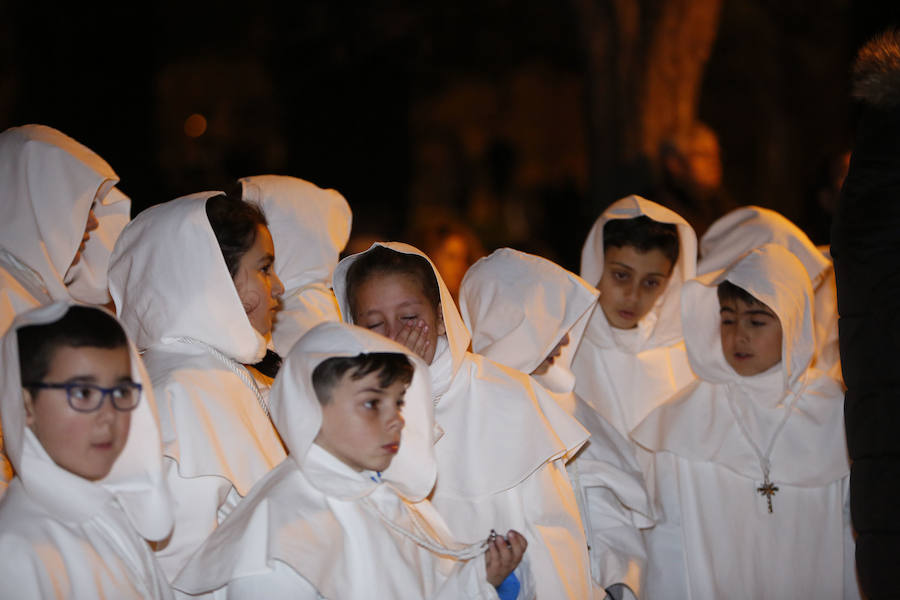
[23,388,36,428]
[436,304,446,336]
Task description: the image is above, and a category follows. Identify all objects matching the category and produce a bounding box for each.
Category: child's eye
[401,315,417,322]
[643,279,660,289]
[750,320,767,327]
[396,398,406,408]
[363,398,380,410]
[613,271,629,281]
[720,318,735,326]
[365,322,385,331]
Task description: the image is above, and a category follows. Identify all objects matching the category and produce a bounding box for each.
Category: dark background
[3,1,899,270]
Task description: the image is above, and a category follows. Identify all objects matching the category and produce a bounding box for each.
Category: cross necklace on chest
[727,392,795,515]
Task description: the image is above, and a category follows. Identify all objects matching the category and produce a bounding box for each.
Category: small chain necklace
[726,379,802,514]
[175,337,269,417]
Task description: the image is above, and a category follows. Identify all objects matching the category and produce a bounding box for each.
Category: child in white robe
[632,243,859,599]
[698,205,841,382]
[0,124,133,494]
[460,248,656,599]
[0,303,173,599]
[108,193,287,587]
[239,175,352,357]
[572,195,697,442]
[333,242,594,599]
[174,322,530,599]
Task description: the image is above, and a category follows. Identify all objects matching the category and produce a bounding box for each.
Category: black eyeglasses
[23,381,142,413]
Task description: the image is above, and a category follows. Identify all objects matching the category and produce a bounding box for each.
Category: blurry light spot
[184,114,207,138]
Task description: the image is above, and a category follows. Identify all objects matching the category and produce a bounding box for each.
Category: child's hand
[392,319,430,360]
[484,529,527,587]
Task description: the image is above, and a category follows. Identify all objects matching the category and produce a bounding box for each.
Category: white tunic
[632,244,859,599]
[698,205,841,382]
[174,323,514,599]
[0,125,132,495]
[334,242,593,600]
[0,303,174,599]
[572,196,698,440]
[460,248,654,598]
[109,194,286,585]
[240,175,352,357]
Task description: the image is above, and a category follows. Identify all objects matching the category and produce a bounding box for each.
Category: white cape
[175,323,511,599]
[334,242,592,599]
[632,244,858,599]
[572,195,698,438]
[240,175,352,357]
[0,303,173,599]
[0,124,131,495]
[109,193,286,583]
[698,205,841,382]
[460,248,655,598]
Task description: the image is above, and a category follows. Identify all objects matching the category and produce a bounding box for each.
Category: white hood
[633,244,847,486]
[0,125,120,302]
[698,206,832,286]
[269,321,436,501]
[0,302,173,541]
[109,192,267,364]
[580,195,698,350]
[334,241,471,378]
[240,175,351,356]
[460,247,598,382]
[683,243,815,388]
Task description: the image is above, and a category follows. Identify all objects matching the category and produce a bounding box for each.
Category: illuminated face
[24,345,133,481]
[352,272,446,364]
[719,296,783,376]
[531,333,570,376]
[315,369,407,473]
[597,245,673,329]
[234,225,285,335]
[69,208,100,268]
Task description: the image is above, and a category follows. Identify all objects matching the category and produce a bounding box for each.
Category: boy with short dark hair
[175,322,530,600]
[572,195,698,440]
[0,303,173,599]
[632,244,858,598]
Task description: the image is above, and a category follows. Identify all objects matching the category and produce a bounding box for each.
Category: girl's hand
[392,319,430,360]
[485,530,527,587]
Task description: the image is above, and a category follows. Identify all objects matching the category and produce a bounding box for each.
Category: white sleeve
[152,456,237,581]
[225,561,321,600]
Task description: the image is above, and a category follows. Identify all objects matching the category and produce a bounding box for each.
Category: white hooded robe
[334,242,593,600]
[108,193,287,585]
[460,248,655,599]
[572,196,698,440]
[174,322,516,599]
[632,244,858,599]
[0,303,174,599]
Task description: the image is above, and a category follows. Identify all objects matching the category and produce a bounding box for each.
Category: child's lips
[734,352,753,360]
[617,309,636,321]
[382,442,400,454]
[91,440,114,450]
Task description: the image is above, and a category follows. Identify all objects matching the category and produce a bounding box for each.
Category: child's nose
[271,273,285,297]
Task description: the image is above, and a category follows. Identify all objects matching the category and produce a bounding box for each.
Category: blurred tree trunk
[573,0,722,211]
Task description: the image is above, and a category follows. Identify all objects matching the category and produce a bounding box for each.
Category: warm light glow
[184,113,207,138]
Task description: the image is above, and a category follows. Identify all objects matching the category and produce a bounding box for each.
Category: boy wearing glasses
[0,303,174,599]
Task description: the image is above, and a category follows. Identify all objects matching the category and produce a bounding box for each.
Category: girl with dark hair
[108,192,286,591]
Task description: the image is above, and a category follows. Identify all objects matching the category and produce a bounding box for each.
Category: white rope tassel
[175,337,269,417]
